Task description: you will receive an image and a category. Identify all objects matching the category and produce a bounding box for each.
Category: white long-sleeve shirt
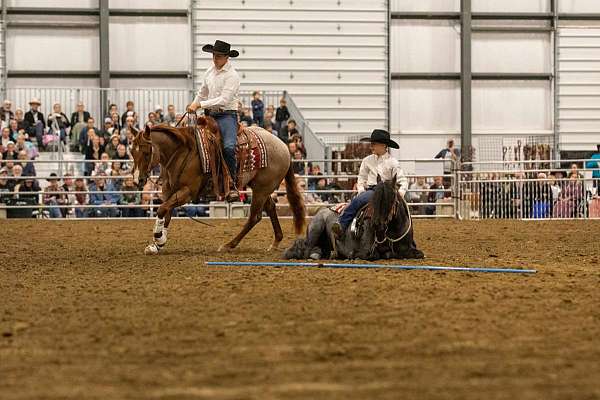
[356,153,408,196]
[192,61,240,111]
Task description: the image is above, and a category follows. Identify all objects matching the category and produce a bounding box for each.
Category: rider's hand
[186,103,199,113]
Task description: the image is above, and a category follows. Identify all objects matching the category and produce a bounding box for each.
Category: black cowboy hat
[202,40,239,58]
[360,129,399,149]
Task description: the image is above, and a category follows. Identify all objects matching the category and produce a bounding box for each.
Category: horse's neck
[151,131,179,165]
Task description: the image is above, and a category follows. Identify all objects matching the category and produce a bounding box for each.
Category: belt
[205,109,237,115]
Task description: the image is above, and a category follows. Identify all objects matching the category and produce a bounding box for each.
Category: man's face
[13,166,22,176]
[417,177,425,185]
[117,145,126,156]
[435,177,443,186]
[49,179,58,187]
[87,119,95,128]
[127,103,134,111]
[289,143,297,153]
[95,178,105,188]
[168,105,175,115]
[53,104,61,113]
[15,110,23,119]
[3,101,11,111]
[31,104,39,111]
[7,144,15,153]
[77,103,84,112]
[317,179,326,188]
[212,53,229,69]
[2,128,9,138]
[64,178,73,186]
[18,151,27,160]
[10,120,17,130]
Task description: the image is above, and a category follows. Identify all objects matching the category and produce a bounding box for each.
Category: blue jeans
[213,112,238,184]
[338,189,374,230]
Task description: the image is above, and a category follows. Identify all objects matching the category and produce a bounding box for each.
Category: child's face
[371,142,387,156]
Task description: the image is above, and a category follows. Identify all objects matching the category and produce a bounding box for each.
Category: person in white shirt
[187,40,241,201]
[332,129,408,236]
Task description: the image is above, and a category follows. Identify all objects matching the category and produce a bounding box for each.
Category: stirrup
[225,188,240,203]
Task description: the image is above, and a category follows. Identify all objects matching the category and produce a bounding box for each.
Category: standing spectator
[70,101,90,150]
[278,119,298,143]
[275,97,290,132]
[426,176,451,215]
[1,100,14,128]
[73,178,89,218]
[107,103,119,119]
[586,144,600,192]
[154,105,165,123]
[408,176,430,215]
[43,173,66,218]
[251,91,264,127]
[24,98,46,150]
[47,103,70,146]
[121,101,138,128]
[79,117,97,153]
[434,139,461,182]
[88,173,120,217]
[164,104,177,126]
[119,175,143,217]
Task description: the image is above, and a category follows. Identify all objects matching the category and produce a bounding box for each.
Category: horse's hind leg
[219,191,269,252]
[262,196,283,251]
[145,187,191,255]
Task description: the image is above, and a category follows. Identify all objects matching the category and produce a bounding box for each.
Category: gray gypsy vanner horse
[130,116,305,254]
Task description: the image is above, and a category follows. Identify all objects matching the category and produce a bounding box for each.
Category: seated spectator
[251,91,264,127]
[290,133,306,157]
[120,116,139,143]
[278,119,298,143]
[18,150,36,176]
[105,134,121,159]
[114,144,132,170]
[1,127,12,150]
[2,141,19,163]
[1,100,14,128]
[100,117,116,139]
[88,173,120,217]
[530,172,553,219]
[9,163,23,182]
[43,173,66,218]
[24,98,46,150]
[288,141,298,156]
[9,119,19,140]
[61,174,75,217]
[111,112,122,133]
[47,102,70,146]
[164,104,177,126]
[14,177,40,218]
[154,105,164,123]
[107,161,124,191]
[553,174,584,218]
[84,134,104,176]
[119,175,143,217]
[307,164,323,190]
[146,112,158,128]
[239,104,253,126]
[70,101,91,137]
[569,163,582,179]
[292,149,306,175]
[93,152,112,176]
[408,176,430,215]
[0,166,14,205]
[73,178,89,218]
[15,132,38,159]
[263,120,277,136]
[275,97,290,132]
[15,108,28,132]
[314,177,333,203]
[426,176,451,215]
[79,117,97,153]
[121,101,138,128]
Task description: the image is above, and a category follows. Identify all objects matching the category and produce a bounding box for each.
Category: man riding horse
[186,40,241,202]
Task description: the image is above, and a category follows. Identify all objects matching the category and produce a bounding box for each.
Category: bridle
[370,193,413,255]
[133,130,159,188]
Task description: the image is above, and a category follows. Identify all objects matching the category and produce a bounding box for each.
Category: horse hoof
[267,242,281,252]
[218,243,235,252]
[144,243,160,255]
[309,252,321,260]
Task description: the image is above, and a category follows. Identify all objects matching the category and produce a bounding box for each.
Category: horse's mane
[371,179,398,227]
[148,124,195,149]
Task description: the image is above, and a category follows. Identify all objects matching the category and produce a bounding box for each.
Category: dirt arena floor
[1,218,599,400]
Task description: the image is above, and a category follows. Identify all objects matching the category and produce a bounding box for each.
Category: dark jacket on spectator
[1,110,14,123]
[21,162,36,177]
[70,111,91,125]
[24,110,46,135]
[278,126,298,143]
[276,106,290,123]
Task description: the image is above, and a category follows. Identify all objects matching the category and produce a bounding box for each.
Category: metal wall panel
[557,28,600,150]
[391,21,460,73]
[192,0,388,145]
[473,33,551,73]
[560,0,600,13]
[6,0,97,7]
[472,0,549,12]
[108,0,189,9]
[7,28,99,71]
[391,0,458,12]
[109,17,190,71]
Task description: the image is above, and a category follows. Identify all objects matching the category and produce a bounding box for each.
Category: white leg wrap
[153,218,165,235]
[155,227,168,246]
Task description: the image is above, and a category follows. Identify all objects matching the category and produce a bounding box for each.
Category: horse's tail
[284,161,305,234]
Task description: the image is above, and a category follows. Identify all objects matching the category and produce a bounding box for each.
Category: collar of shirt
[209,61,232,75]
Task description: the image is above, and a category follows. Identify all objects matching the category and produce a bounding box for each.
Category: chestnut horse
[130,116,305,254]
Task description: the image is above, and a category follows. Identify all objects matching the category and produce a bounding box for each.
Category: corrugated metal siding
[191,0,388,145]
[558,28,600,150]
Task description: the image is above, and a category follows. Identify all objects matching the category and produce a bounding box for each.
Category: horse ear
[377,174,382,184]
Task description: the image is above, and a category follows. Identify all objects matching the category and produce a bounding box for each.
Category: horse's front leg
[144,187,191,255]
